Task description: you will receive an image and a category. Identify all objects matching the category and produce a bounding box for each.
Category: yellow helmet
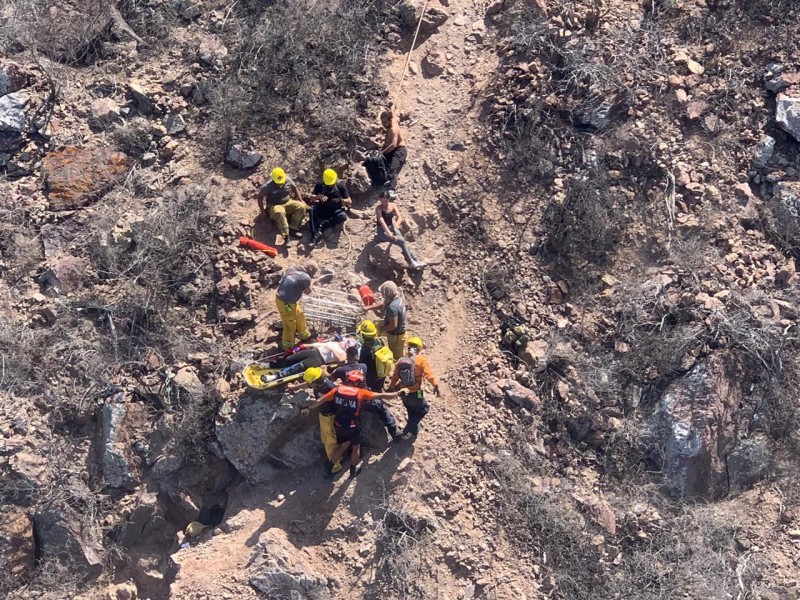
[358,320,378,338]
[407,336,424,349]
[303,367,323,384]
[271,167,286,185]
[322,168,337,186]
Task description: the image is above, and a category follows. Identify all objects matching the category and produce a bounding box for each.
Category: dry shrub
[540,177,627,271]
[205,0,401,148]
[0,202,42,286]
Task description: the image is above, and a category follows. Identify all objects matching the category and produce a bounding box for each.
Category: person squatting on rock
[302,370,401,478]
[380,104,407,190]
[275,262,317,350]
[389,336,440,441]
[365,281,409,360]
[257,167,307,247]
[309,169,351,246]
[375,190,426,270]
[262,338,353,383]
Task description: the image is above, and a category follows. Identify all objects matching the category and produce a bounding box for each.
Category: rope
[394,0,430,106]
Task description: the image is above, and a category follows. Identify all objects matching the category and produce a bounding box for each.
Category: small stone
[225,145,262,169]
[142,152,157,166]
[164,113,186,135]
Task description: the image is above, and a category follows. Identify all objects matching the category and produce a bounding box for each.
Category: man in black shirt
[309,169,351,245]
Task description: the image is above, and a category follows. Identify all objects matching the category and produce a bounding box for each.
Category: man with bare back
[380,103,406,190]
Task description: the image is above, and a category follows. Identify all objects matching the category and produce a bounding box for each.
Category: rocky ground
[2,0,800,599]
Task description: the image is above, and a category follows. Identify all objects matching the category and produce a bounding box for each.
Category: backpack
[364,151,389,187]
[374,341,395,379]
[396,357,416,388]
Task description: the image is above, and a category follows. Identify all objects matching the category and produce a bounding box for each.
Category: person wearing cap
[301,370,401,477]
[256,167,308,247]
[275,261,317,350]
[389,336,440,441]
[375,189,425,270]
[285,366,336,396]
[356,319,392,391]
[292,367,344,474]
[309,169,351,246]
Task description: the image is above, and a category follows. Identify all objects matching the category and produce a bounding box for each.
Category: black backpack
[364,151,389,187]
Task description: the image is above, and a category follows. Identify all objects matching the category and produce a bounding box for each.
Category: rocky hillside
[1,0,800,599]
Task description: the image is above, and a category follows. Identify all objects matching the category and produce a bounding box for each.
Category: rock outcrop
[648,354,740,499]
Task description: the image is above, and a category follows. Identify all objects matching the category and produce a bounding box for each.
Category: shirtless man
[380,104,406,190]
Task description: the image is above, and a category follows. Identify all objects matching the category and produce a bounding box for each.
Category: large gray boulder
[101,403,145,490]
[0,91,28,133]
[216,391,389,484]
[776,89,800,141]
[33,507,105,580]
[249,529,328,598]
[648,354,740,499]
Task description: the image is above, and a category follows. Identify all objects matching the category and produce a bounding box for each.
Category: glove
[433,386,441,397]
[295,344,307,352]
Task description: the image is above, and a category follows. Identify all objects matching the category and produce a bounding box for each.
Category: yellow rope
[394,0,431,106]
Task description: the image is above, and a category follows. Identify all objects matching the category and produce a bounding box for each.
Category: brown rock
[44,147,130,210]
[0,507,35,581]
[89,98,121,129]
[39,255,89,292]
[686,100,708,120]
[0,59,33,96]
[422,46,446,77]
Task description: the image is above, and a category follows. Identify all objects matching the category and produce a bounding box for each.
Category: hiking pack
[500,317,532,353]
[364,150,389,187]
[396,356,416,388]
[373,339,395,379]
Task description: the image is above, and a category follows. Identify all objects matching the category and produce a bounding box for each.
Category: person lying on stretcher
[260,337,358,384]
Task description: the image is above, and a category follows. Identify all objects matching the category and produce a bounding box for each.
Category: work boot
[389,429,401,442]
[349,465,362,479]
[309,232,322,246]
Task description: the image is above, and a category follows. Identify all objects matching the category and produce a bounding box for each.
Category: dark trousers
[273,348,324,377]
[401,393,429,435]
[310,207,347,236]
[363,400,398,437]
[384,147,407,190]
[368,378,386,392]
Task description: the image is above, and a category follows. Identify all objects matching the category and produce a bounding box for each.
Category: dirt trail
[169,1,534,598]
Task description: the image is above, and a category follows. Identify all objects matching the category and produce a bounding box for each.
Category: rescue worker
[285,366,336,396]
[309,169,351,246]
[262,338,351,383]
[293,367,342,474]
[256,167,307,247]
[375,190,425,270]
[365,281,408,360]
[380,104,406,190]
[301,371,401,478]
[357,320,389,392]
[330,345,399,441]
[389,336,440,440]
[275,262,317,351]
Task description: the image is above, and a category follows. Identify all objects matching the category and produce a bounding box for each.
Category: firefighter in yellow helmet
[256,167,307,247]
[309,168,351,246]
[389,336,440,441]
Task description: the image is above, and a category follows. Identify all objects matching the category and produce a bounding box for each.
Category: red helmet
[346,370,365,384]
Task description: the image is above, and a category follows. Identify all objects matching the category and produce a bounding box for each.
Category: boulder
[101,403,145,490]
[119,491,174,548]
[727,435,772,492]
[419,6,449,33]
[163,113,186,135]
[0,59,32,96]
[39,255,89,292]
[216,391,388,484]
[776,89,800,141]
[44,146,131,210]
[129,83,153,115]
[0,506,35,582]
[347,165,372,195]
[197,34,228,66]
[225,145,262,169]
[752,135,775,168]
[648,354,740,499]
[172,366,206,401]
[368,241,408,276]
[422,46,446,77]
[249,529,327,597]
[89,98,121,129]
[0,91,28,133]
[33,508,105,580]
[501,379,538,410]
